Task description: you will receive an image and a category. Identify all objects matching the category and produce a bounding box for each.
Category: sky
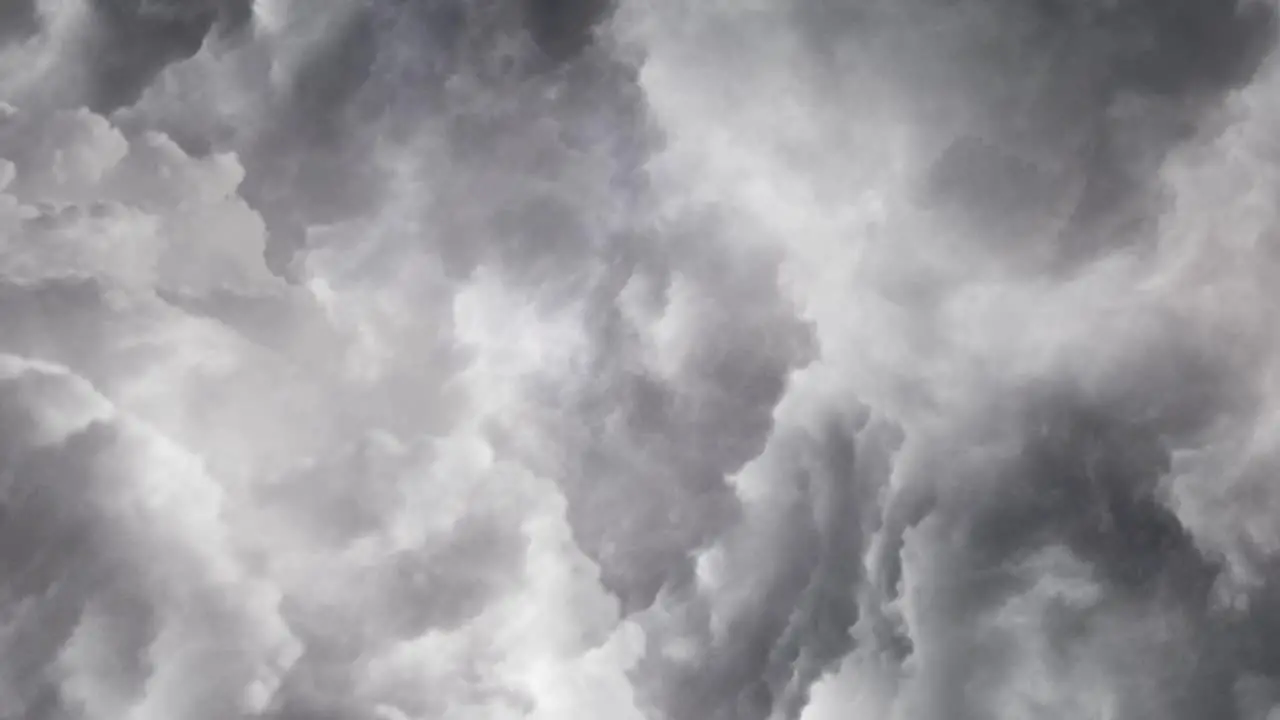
[2,1,1280,718]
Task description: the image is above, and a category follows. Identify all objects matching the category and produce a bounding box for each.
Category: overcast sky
[2,1,1280,718]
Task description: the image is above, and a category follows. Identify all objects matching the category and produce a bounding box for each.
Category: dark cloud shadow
[0,0,40,45]
[85,0,254,112]
[797,0,1277,270]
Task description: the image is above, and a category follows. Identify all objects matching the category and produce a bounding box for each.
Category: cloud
[6,1,1280,719]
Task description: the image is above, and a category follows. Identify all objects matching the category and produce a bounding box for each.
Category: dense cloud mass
[3,0,1280,718]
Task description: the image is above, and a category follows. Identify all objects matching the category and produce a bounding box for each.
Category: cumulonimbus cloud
[3,1,1280,719]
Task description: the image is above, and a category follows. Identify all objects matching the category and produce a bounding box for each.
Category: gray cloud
[84,0,254,112]
[0,0,40,45]
[5,1,1280,719]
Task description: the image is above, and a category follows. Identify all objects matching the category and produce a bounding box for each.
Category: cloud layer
[3,1,1280,718]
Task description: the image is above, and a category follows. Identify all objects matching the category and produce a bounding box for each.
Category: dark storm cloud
[563,284,811,616]
[618,406,901,720]
[224,0,625,274]
[611,2,1277,714]
[8,0,1280,717]
[574,1,1276,715]
[115,0,756,633]
[794,0,1276,270]
[216,0,800,633]
[832,308,1278,719]
[85,0,253,112]
[523,0,612,64]
[84,0,633,297]
[235,5,383,274]
[0,0,40,45]
[0,371,152,720]
[886,398,1227,719]
[0,279,123,379]
[715,8,1280,712]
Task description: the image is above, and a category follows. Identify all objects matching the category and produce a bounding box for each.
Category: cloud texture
[3,0,1280,718]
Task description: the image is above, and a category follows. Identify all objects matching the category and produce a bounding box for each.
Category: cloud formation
[3,1,1280,719]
